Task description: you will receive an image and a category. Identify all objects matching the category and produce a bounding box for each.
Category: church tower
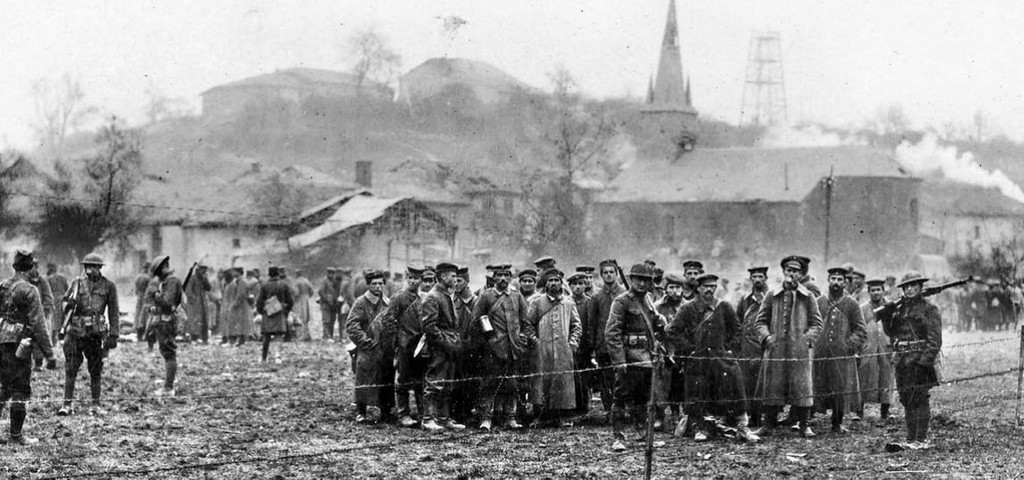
[641,0,698,156]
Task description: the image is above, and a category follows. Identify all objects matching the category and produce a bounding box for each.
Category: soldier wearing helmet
[603,262,668,451]
[0,250,57,445]
[57,253,119,416]
[145,255,182,397]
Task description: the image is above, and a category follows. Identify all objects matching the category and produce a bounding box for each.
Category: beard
[496,279,509,290]
[829,283,844,294]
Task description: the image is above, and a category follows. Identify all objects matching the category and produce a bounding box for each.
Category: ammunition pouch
[71,315,109,338]
[0,318,26,344]
[625,334,649,348]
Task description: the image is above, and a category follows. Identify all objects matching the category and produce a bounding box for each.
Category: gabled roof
[920,180,1024,217]
[600,146,913,204]
[287,195,404,249]
[201,67,379,95]
[399,57,539,104]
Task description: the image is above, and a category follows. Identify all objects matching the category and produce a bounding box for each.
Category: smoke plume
[895,133,1024,203]
[758,124,867,148]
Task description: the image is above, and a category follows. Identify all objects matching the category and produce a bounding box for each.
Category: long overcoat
[256,277,293,335]
[346,291,390,405]
[667,297,747,411]
[224,278,254,337]
[184,272,211,339]
[814,293,867,408]
[735,290,767,402]
[754,283,823,407]
[858,300,894,404]
[524,295,581,410]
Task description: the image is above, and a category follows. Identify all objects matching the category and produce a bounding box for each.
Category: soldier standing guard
[146,256,182,397]
[878,271,943,449]
[0,250,57,445]
[57,253,119,416]
[814,267,867,434]
[604,263,667,451]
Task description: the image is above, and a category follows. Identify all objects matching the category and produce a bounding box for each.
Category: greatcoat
[858,299,895,405]
[814,293,867,408]
[754,282,824,407]
[524,294,582,410]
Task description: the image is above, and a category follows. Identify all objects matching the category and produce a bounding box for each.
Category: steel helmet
[81,253,105,266]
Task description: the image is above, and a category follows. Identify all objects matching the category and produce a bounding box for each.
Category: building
[397,57,538,107]
[200,67,391,123]
[919,180,1024,258]
[640,0,698,155]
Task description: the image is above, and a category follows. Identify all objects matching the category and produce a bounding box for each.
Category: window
[232,238,242,248]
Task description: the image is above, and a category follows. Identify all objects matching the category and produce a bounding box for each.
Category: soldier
[45,263,70,344]
[292,269,315,341]
[184,264,213,344]
[451,265,479,425]
[654,272,687,429]
[752,255,823,438]
[56,253,119,416]
[517,268,538,300]
[533,256,557,272]
[146,256,182,397]
[878,271,943,448]
[587,259,626,416]
[846,269,869,304]
[568,272,593,416]
[814,267,867,434]
[134,262,151,344]
[855,278,895,422]
[318,268,340,342]
[576,265,596,296]
[668,273,759,443]
[605,263,668,451]
[256,267,294,364]
[381,265,426,427]
[345,269,390,424]
[523,268,581,428]
[735,266,769,429]
[25,259,54,371]
[421,263,466,431]
[650,267,666,303]
[1,250,57,445]
[681,260,703,302]
[472,264,527,431]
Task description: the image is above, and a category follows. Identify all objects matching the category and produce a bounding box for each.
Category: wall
[921,212,1024,257]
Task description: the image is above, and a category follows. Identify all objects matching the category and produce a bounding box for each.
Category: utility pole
[739,31,788,126]
[823,167,835,266]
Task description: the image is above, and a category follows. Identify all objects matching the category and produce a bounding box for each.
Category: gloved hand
[105,336,118,350]
[45,357,58,370]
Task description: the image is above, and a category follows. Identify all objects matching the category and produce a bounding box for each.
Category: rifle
[613,259,631,291]
[58,278,82,340]
[874,276,972,316]
[181,261,199,306]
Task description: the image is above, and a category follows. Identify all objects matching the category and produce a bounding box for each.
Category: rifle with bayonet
[58,277,82,340]
[874,276,972,316]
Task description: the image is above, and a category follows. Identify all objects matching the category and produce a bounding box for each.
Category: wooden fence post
[1016,325,1023,428]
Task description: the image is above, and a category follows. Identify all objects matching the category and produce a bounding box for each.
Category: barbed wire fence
[12,328,1023,479]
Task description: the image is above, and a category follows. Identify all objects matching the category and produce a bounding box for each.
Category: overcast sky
[2,0,1023,149]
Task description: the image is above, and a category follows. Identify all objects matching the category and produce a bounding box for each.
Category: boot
[736,413,760,443]
[165,360,177,391]
[916,402,930,443]
[421,418,444,432]
[880,403,891,420]
[904,405,917,442]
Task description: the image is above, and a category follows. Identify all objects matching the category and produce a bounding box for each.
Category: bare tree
[143,85,191,124]
[346,28,402,95]
[31,73,96,148]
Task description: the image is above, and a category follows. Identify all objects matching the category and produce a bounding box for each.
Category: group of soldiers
[340,254,946,451]
[0,248,946,452]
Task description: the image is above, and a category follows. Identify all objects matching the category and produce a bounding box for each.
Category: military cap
[897,271,928,288]
[627,263,656,279]
[643,259,657,267]
[517,268,537,279]
[326,267,337,273]
[81,253,105,266]
[664,272,687,286]
[150,255,171,276]
[682,260,704,271]
[338,267,353,274]
[456,265,469,276]
[435,262,458,274]
[533,256,556,269]
[489,264,512,272]
[747,266,769,275]
[567,272,588,284]
[841,262,857,274]
[827,267,849,277]
[598,259,618,269]
[232,267,245,275]
[406,264,425,276]
[421,267,437,279]
[575,265,596,273]
[695,273,719,285]
[539,268,563,285]
[268,266,282,277]
[848,269,866,279]
[12,249,35,271]
[866,278,886,287]
[653,267,664,281]
[780,255,810,272]
[364,269,386,282]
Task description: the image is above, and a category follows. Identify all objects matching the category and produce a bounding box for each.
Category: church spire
[645,75,654,103]
[685,76,691,105]
[662,0,679,48]
[651,0,687,107]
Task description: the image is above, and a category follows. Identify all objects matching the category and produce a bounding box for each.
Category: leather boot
[165,360,177,391]
[916,402,930,443]
[736,413,760,443]
[904,405,917,442]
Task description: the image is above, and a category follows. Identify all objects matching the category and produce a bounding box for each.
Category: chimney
[355,160,372,188]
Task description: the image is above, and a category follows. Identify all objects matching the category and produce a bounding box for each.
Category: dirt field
[2,328,1021,479]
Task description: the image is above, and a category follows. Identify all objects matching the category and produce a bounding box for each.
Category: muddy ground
[1,328,1022,479]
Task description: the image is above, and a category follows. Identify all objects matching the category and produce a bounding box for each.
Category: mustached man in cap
[654,272,687,428]
[878,271,942,449]
[523,268,582,428]
[681,260,704,302]
[668,273,758,443]
[346,269,391,424]
[256,266,294,364]
[420,263,466,431]
[752,255,824,438]
[855,278,895,422]
[568,272,593,416]
[586,259,627,416]
[735,266,770,429]
[576,265,596,296]
[472,263,529,430]
[0,250,57,445]
[451,265,480,425]
[605,262,668,451]
[517,268,539,301]
[379,264,427,428]
[145,255,183,397]
[814,267,867,434]
[57,253,119,416]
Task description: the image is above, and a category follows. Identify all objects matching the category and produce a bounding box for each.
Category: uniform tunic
[880,297,942,402]
[256,278,294,335]
[346,291,389,406]
[605,290,667,409]
[668,297,748,413]
[735,290,767,407]
[421,284,461,418]
[224,278,254,338]
[472,288,528,416]
[814,293,867,409]
[653,295,685,403]
[1,273,54,400]
[524,295,581,410]
[858,299,894,405]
